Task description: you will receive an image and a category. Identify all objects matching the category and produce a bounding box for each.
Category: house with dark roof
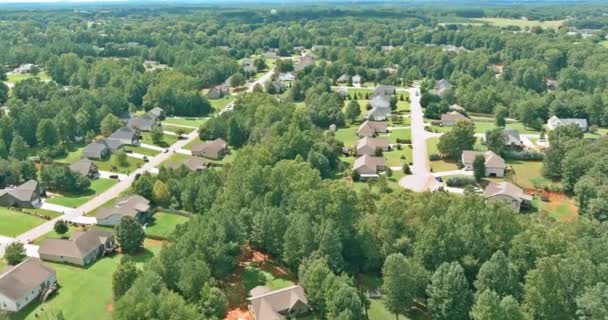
[191,138,228,160]
[127,108,164,132]
[357,120,388,138]
[0,258,57,312]
[356,137,389,156]
[366,96,391,121]
[484,182,532,213]
[69,159,100,179]
[440,111,471,126]
[371,85,396,98]
[430,79,453,96]
[207,85,230,100]
[484,129,523,148]
[0,180,41,208]
[248,285,310,320]
[278,72,295,82]
[547,116,588,131]
[271,81,286,94]
[353,155,386,176]
[462,150,506,177]
[106,127,141,151]
[166,156,207,172]
[96,195,151,227]
[337,74,350,84]
[39,229,115,266]
[294,55,314,73]
[83,139,111,160]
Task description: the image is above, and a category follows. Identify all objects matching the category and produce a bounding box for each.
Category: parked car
[109,174,119,179]
[124,149,133,153]
[143,156,149,162]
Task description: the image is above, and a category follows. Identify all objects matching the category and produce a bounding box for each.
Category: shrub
[446,176,477,187]
[429,153,440,161]
[396,138,412,144]
[504,150,544,161]
[352,170,361,182]
[431,120,441,126]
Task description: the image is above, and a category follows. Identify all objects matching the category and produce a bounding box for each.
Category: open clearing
[145,212,190,239]
[46,178,118,208]
[0,208,45,237]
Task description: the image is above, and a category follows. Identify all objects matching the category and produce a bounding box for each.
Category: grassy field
[46,178,118,208]
[384,147,413,166]
[209,96,235,112]
[6,71,51,84]
[123,145,160,157]
[335,126,360,147]
[13,239,162,320]
[22,208,63,219]
[162,116,209,128]
[475,18,566,29]
[52,144,85,164]
[32,225,80,245]
[141,132,178,148]
[0,208,45,237]
[145,212,190,239]
[508,160,560,190]
[161,124,195,134]
[426,137,459,172]
[600,40,608,48]
[584,127,608,139]
[387,128,411,143]
[183,137,202,150]
[93,155,144,173]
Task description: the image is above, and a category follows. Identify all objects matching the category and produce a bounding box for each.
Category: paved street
[14,129,200,243]
[221,67,275,114]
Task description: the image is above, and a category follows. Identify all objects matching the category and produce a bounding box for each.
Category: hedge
[504,150,544,161]
[446,176,477,187]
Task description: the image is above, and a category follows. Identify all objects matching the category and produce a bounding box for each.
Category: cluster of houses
[351,85,398,178]
[83,107,165,160]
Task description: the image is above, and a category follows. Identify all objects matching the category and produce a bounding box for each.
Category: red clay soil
[538,191,579,222]
[225,308,254,320]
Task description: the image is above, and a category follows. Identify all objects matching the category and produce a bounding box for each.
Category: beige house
[69,159,100,179]
[461,150,505,177]
[353,155,386,176]
[167,156,207,172]
[0,180,41,208]
[191,138,228,160]
[356,137,389,156]
[0,258,57,312]
[248,285,310,320]
[484,182,532,213]
[357,120,387,138]
[39,229,115,266]
[96,195,151,227]
[440,111,471,126]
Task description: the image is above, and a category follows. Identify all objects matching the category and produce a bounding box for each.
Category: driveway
[220,68,275,115]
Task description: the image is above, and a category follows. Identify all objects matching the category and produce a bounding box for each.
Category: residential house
[240,58,254,67]
[311,45,328,51]
[366,96,391,121]
[191,138,228,160]
[278,72,295,82]
[337,74,350,84]
[147,107,165,121]
[264,51,278,59]
[128,113,161,132]
[430,79,453,96]
[69,159,100,179]
[271,81,286,93]
[294,55,314,73]
[207,85,230,100]
[166,156,207,172]
[106,127,140,151]
[440,111,471,126]
[0,180,41,208]
[83,139,111,160]
[335,87,348,98]
[545,79,558,91]
[485,129,523,148]
[243,65,258,75]
[39,229,115,266]
[352,75,362,86]
[547,115,588,131]
[248,285,310,320]
[449,104,466,113]
[356,137,389,156]
[357,120,388,138]
[371,85,396,98]
[484,182,532,213]
[96,195,151,227]
[0,258,57,312]
[461,150,506,177]
[11,64,36,75]
[353,154,386,176]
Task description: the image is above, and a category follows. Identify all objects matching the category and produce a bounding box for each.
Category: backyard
[52,144,85,164]
[209,96,235,112]
[93,155,144,173]
[5,71,52,84]
[13,239,162,320]
[144,211,190,239]
[0,208,45,237]
[162,116,209,128]
[141,132,178,148]
[46,178,118,208]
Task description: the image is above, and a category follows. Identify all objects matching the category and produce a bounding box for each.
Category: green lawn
[161,124,195,135]
[347,88,373,97]
[387,128,411,143]
[334,126,360,147]
[183,137,202,150]
[53,145,84,164]
[600,40,608,48]
[6,71,51,84]
[505,122,541,134]
[13,240,161,320]
[93,155,144,174]
[46,179,118,208]
[22,208,63,219]
[508,160,560,190]
[427,137,439,155]
[32,225,80,245]
[384,147,413,166]
[0,208,46,237]
[145,212,189,239]
[162,153,189,166]
[209,97,235,112]
[226,264,295,308]
[141,132,178,148]
[123,145,160,157]
[584,127,608,139]
[162,116,209,128]
[396,100,410,112]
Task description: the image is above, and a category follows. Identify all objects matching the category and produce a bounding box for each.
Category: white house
[0,258,57,312]
[546,116,588,131]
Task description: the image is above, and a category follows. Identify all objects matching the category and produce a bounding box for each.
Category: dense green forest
[2,3,608,319]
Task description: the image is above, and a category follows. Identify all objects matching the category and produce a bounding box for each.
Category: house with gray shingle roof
[106,127,140,151]
[248,285,310,320]
[430,79,453,96]
[207,85,230,100]
[191,138,228,160]
[167,156,207,172]
[353,154,386,176]
[462,150,505,177]
[371,85,396,98]
[366,96,391,121]
[440,111,471,126]
[96,195,151,227]
[0,258,57,312]
[357,120,388,138]
[356,137,389,156]
[69,159,99,179]
[0,180,41,208]
[83,139,111,160]
[547,116,588,131]
[39,229,115,266]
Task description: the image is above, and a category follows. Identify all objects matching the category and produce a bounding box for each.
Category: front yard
[14,239,162,320]
[94,154,144,173]
[162,116,209,128]
[0,208,46,237]
[141,132,178,148]
[46,178,118,208]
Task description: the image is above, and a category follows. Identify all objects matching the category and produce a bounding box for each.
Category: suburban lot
[162,116,209,128]
[145,211,190,239]
[94,155,144,173]
[0,208,45,237]
[46,178,118,208]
